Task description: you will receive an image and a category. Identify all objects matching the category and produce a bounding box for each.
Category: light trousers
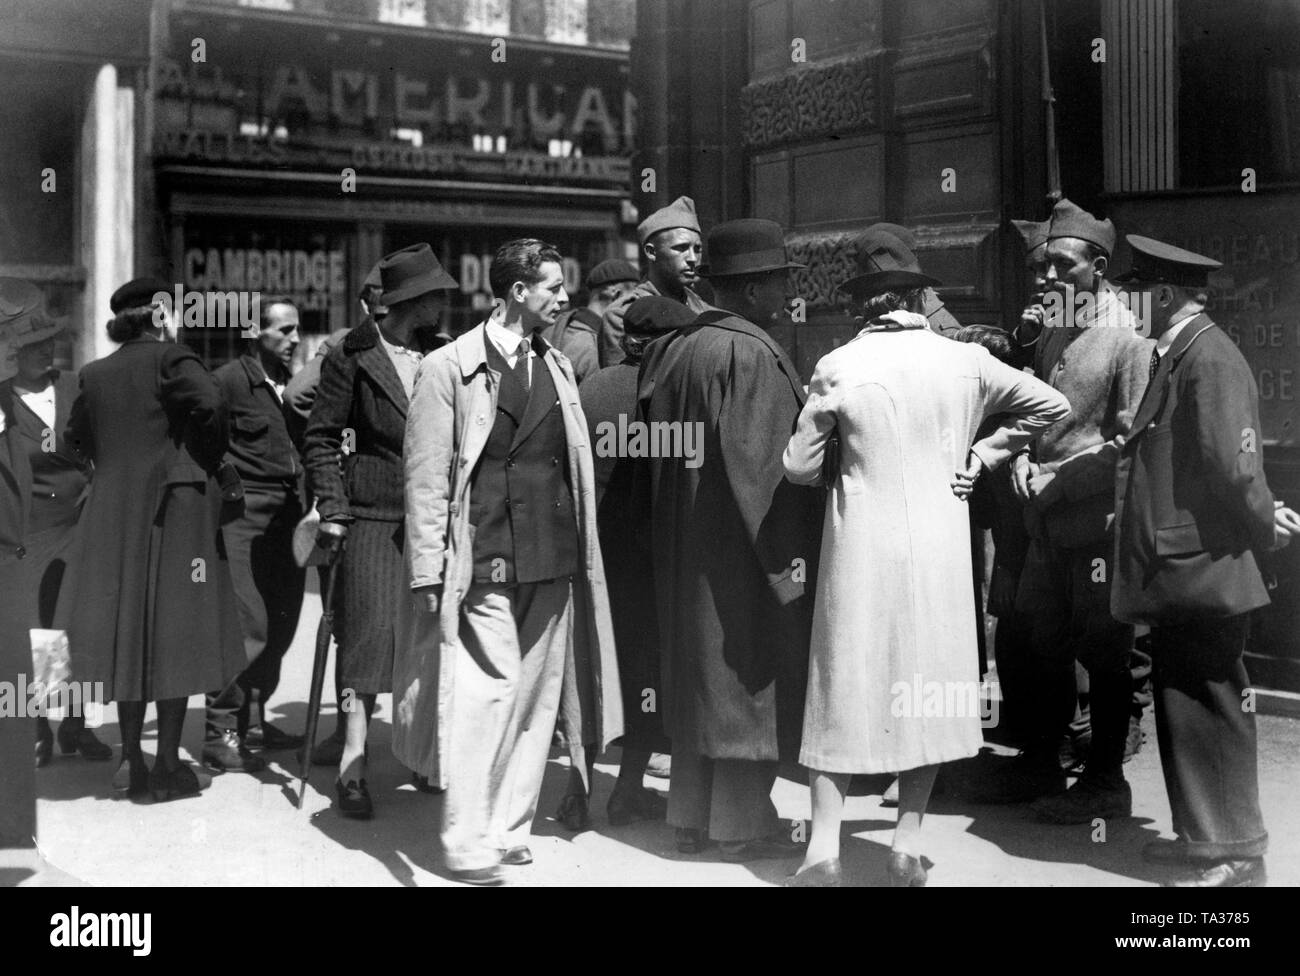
[442,578,571,872]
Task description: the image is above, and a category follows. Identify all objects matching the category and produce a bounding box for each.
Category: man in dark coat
[637,219,823,859]
[1111,235,1299,887]
[580,296,695,826]
[601,196,711,367]
[203,296,307,772]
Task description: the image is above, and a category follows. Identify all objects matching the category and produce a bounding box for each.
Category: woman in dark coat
[62,278,245,801]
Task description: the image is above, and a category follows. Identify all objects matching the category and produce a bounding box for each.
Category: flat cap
[587,258,640,289]
[1113,234,1222,288]
[110,276,173,314]
[637,196,701,246]
[623,296,698,336]
[1046,198,1116,255]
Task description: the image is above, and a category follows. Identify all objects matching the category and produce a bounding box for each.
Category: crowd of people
[2,191,1296,887]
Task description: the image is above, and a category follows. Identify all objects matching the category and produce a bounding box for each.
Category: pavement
[10,582,1300,887]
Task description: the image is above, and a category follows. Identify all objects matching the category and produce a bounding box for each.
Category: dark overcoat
[59,338,244,701]
[636,310,822,761]
[1112,315,1276,625]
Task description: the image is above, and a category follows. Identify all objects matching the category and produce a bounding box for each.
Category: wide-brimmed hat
[0,278,63,347]
[840,231,940,299]
[698,219,805,278]
[379,244,458,305]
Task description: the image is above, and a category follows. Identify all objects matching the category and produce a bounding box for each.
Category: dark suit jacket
[1112,315,1275,625]
[303,319,414,524]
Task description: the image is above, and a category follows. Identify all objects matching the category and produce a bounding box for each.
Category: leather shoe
[58,724,113,761]
[149,763,205,803]
[451,864,504,886]
[555,792,592,832]
[886,850,928,887]
[202,730,267,773]
[35,724,53,768]
[411,773,444,794]
[784,858,842,887]
[499,845,533,866]
[1142,838,1195,865]
[1166,858,1266,888]
[335,778,373,819]
[720,832,804,863]
[607,786,667,826]
[112,752,151,798]
[246,721,304,751]
[675,828,709,854]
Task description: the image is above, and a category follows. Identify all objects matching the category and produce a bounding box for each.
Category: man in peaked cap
[973,198,1155,825]
[855,223,962,338]
[1110,234,1300,886]
[541,258,639,384]
[636,219,823,860]
[600,195,712,368]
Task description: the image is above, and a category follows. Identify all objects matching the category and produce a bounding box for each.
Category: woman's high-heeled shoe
[35,722,54,768]
[784,858,842,887]
[113,752,151,798]
[886,851,928,887]
[149,762,204,803]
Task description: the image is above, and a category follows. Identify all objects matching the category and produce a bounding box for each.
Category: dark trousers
[206,486,306,738]
[1151,614,1267,860]
[668,752,780,842]
[0,559,35,847]
[1017,537,1134,785]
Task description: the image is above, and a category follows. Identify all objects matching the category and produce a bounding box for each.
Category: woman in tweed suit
[302,244,458,817]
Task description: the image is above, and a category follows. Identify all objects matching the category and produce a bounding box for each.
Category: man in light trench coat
[397,238,623,885]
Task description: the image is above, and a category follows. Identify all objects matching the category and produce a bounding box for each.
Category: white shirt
[15,380,57,430]
[485,318,534,384]
[1155,308,1201,358]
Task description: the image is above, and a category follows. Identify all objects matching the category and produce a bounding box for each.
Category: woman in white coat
[783,267,1070,886]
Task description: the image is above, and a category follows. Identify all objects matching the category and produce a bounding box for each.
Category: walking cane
[298,537,342,810]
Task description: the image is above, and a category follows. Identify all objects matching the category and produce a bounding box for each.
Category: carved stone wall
[739,53,879,151]
[785,230,858,307]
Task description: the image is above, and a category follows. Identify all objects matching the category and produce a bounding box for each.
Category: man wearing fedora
[0,279,110,768]
[303,243,459,818]
[637,218,823,859]
[854,223,963,338]
[202,296,307,773]
[975,199,1153,825]
[1111,235,1300,886]
[402,238,622,884]
[600,195,712,368]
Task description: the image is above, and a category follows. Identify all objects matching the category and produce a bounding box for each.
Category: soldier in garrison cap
[971,199,1154,825]
[1111,234,1300,887]
[599,196,712,368]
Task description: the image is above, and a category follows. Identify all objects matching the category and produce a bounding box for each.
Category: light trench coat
[784,314,1071,774]
[393,322,623,790]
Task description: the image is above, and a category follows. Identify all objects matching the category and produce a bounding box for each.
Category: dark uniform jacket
[1112,315,1276,625]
